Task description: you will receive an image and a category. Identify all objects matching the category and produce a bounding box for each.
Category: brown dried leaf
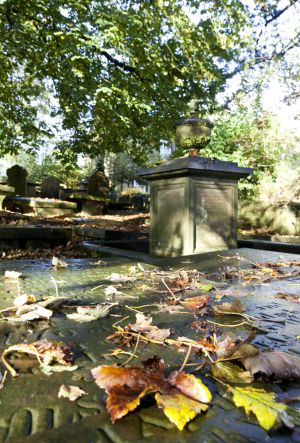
[167,371,212,403]
[107,385,156,423]
[92,356,165,392]
[119,314,170,342]
[275,293,300,303]
[215,331,258,361]
[91,356,211,430]
[180,295,210,311]
[212,299,245,315]
[241,351,300,380]
[2,339,74,377]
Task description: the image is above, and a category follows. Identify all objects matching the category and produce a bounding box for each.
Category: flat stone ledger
[138,157,252,256]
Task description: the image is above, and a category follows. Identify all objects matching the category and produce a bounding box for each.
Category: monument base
[138,156,252,257]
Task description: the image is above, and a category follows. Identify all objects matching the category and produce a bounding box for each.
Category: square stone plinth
[139,156,252,257]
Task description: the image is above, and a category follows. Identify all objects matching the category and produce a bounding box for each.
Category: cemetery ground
[0,208,298,442]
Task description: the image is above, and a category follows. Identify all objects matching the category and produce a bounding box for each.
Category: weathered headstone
[41,176,60,199]
[6,165,28,196]
[87,171,109,198]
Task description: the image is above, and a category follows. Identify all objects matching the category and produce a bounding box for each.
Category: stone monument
[6,165,28,196]
[41,176,60,199]
[87,171,109,198]
[138,101,252,256]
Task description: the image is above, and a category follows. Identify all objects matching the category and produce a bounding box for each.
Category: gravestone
[6,165,28,196]
[87,171,109,198]
[139,157,252,257]
[41,176,60,199]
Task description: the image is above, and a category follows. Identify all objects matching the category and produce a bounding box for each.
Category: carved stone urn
[174,100,214,153]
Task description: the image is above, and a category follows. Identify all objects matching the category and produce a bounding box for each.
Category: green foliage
[0,0,258,159]
[120,187,145,197]
[106,153,138,187]
[171,98,297,198]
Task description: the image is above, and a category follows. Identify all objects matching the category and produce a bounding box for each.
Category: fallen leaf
[241,351,300,380]
[2,339,74,377]
[212,299,245,315]
[4,270,23,279]
[194,282,214,292]
[40,364,78,375]
[228,385,299,430]
[155,392,208,431]
[167,371,212,403]
[58,384,87,401]
[38,296,69,309]
[52,256,68,268]
[104,285,124,298]
[211,361,253,384]
[275,293,300,303]
[215,331,258,361]
[91,356,211,430]
[180,295,210,311]
[157,304,187,314]
[120,314,170,342]
[15,304,53,321]
[13,294,36,307]
[107,273,136,283]
[66,304,115,323]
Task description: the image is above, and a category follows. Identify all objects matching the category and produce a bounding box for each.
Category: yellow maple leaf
[155,392,208,431]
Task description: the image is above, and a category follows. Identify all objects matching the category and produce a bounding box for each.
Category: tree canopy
[0,0,298,162]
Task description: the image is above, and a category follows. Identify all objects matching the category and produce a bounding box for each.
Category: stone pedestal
[138,157,252,257]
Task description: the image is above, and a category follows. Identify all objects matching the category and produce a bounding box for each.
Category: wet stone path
[0,249,299,442]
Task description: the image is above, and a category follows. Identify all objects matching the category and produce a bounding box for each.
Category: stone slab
[74,227,148,241]
[0,250,298,441]
[3,197,77,217]
[0,225,72,241]
[138,156,252,180]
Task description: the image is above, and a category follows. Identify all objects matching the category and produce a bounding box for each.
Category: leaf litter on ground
[107,313,170,345]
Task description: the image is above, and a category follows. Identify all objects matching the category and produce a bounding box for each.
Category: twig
[205,319,270,332]
[179,344,192,372]
[121,333,141,366]
[112,315,130,328]
[162,278,175,299]
[125,305,143,314]
[50,277,59,298]
[90,284,106,292]
[215,311,285,324]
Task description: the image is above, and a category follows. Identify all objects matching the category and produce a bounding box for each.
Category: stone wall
[238,200,300,235]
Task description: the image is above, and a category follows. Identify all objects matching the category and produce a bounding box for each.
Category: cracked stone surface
[0,249,299,442]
